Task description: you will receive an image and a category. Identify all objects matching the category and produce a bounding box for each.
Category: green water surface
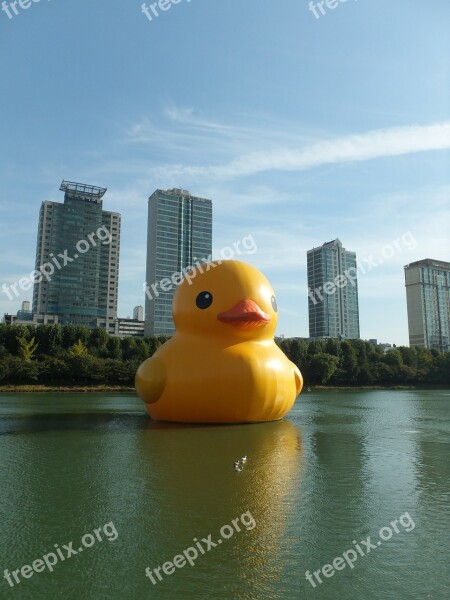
[0,390,448,599]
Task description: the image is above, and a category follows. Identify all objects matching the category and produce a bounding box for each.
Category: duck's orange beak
[217,299,271,330]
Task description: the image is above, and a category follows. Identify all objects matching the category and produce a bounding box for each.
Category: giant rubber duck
[135,260,303,423]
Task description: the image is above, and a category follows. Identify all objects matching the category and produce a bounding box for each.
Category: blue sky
[1,0,449,345]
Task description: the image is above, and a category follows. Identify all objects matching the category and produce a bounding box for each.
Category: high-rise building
[32,181,121,332]
[404,258,450,352]
[145,188,212,336]
[307,238,360,339]
[133,305,144,321]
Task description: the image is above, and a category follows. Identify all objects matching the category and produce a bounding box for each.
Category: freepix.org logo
[141,0,192,24]
[308,0,359,20]
[1,225,112,302]
[3,522,118,588]
[307,231,417,306]
[305,512,416,588]
[1,0,50,20]
[145,511,256,586]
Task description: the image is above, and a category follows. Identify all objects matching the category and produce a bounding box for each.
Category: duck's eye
[271,295,278,312]
[196,291,213,309]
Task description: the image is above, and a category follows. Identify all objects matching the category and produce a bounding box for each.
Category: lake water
[0,390,448,599]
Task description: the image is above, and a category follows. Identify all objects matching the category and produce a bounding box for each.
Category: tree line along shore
[0,324,449,388]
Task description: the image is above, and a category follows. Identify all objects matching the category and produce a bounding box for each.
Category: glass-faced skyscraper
[145,188,212,336]
[404,259,450,352]
[32,181,121,332]
[307,238,360,339]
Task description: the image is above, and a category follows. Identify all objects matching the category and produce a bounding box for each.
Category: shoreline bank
[0,385,136,393]
[1,385,448,393]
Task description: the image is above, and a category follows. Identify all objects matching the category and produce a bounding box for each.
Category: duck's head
[173,260,278,341]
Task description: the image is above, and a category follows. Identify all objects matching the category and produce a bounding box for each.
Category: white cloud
[126,118,450,182]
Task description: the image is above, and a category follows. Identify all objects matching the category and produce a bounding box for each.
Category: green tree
[398,364,416,384]
[324,338,341,357]
[65,355,105,384]
[46,323,63,355]
[134,339,150,361]
[106,336,122,360]
[373,362,396,385]
[289,338,308,368]
[308,353,339,384]
[67,339,88,357]
[0,356,12,382]
[88,328,109,354]
[145,335,169,357]
[434,352,450,384]
[383,348,403,369]
[5,325,32,355]
[17,336,39,362]
[62,324,79,349]
[103,359,135,385]
[121,337,137,360]
[334,340,358,384]
[307,339,325,356]
[398,346,418,368]
[2,356,40,383]
[62,325,89,349]
[33,324,63,355]
[39,357,70,384]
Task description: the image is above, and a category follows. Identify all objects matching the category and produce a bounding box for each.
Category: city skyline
[1,181,449,344]
[3,181,449,347]
[1,2,449,345]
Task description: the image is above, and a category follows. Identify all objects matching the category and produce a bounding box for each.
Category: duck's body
[137,336,301,423]
[135,260,303,423]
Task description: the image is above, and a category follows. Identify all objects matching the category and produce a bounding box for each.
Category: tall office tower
[133,305,144,321]
[404,259,450,352]
[32,181,121,332]
[307,238,360,339]
[145,188,212,336]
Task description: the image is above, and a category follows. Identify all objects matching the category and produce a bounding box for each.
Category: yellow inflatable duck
[135,260,303,423]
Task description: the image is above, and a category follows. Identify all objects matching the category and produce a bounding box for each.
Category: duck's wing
[135,355,166,405]
[293,363,303,396]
